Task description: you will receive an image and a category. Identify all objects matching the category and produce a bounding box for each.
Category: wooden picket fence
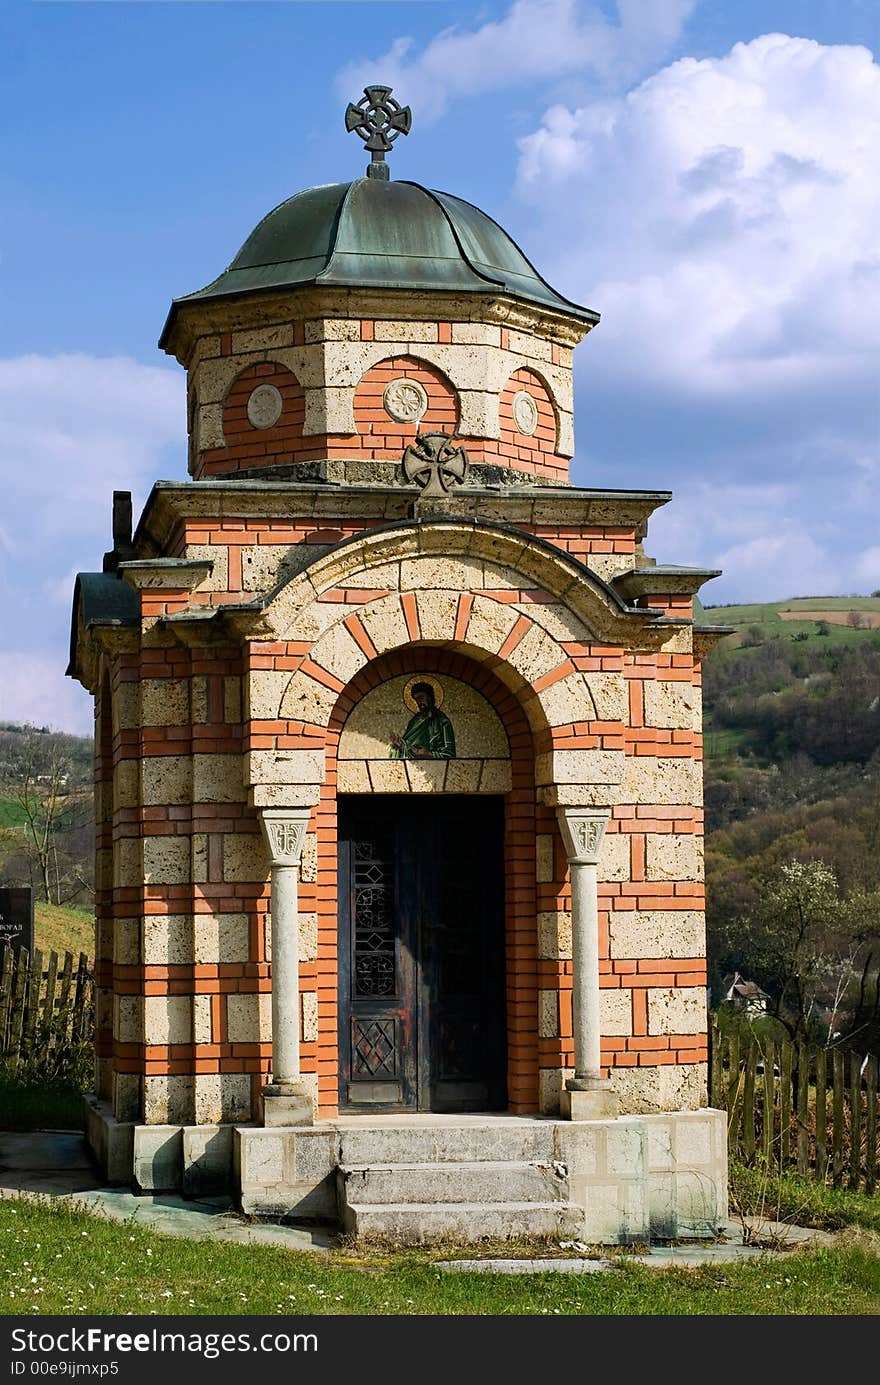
[0,943,93,1076]
[709,1018,878,1193]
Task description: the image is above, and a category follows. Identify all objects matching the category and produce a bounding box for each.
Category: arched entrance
[328,646,534,1114]
[244,516,652,1119]
[338,793,506,1111]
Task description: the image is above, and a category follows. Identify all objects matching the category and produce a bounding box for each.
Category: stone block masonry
[83,507,714,1125]
[73,205,724,1148]
[67,141,732,1250]
[189,310,574,483]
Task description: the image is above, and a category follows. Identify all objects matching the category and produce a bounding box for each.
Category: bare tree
[15,733,73,905]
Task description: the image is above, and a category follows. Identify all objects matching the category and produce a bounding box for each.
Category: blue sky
[0,0,877,734]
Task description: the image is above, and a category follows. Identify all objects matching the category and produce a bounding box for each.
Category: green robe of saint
[389,709,456,759]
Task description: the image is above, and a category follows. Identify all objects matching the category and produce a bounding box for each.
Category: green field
[699,596,880,649]
[0,796,28,828]
[703,727,752,758]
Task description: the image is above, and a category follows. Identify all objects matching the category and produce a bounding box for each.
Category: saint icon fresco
[389,678,456,760]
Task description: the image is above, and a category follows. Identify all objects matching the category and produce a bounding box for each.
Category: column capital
[258,807,311,867]
[556,806,610,866]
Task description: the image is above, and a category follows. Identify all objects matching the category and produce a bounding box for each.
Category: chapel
[69,88,729,1243]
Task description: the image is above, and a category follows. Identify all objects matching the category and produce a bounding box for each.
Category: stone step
[342,1200,585,1245]
[336,1123,557,1168]
[338,1159,568,1205]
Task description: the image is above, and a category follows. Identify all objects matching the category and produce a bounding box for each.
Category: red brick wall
[352,355,458,446]
[199,362,306,478]
[536,645,707,1080]
[93,672,114,1096]
[488,367,563,481]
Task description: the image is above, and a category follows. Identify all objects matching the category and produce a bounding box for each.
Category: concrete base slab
[436,1257,616,1274]
[261,1085,313,1128]
[338,1159,567,1205]
[0,1132,839,1268]
[343,1200,585,1245]
[0,1130,97,1196]
[83,1097,133,1185]
[133,1125,182,1193]
[75,1104,730,1247]
[182,1125,234,1198]
[561,1086,620,1121]
[234,1125,337,1220]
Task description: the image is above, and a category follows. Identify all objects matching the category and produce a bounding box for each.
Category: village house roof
[723,972,771,1003]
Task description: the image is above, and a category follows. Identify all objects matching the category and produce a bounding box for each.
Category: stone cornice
[148,517,697,663]
[163,286,596,367]
[118,558,213,592]
[611,566,723,601]
[68,623,140,694]
[134,478,672,556]
[162,607,228,648]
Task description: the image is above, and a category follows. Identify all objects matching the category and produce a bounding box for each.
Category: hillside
[698,598,880,1038]
[0,723,94,932]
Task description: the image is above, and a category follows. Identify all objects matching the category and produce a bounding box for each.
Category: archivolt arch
[250,518,658,649]
[242,520,647,800]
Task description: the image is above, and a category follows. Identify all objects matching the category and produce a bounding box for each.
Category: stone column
[557,806,619,1121]
[258,808,313,1126]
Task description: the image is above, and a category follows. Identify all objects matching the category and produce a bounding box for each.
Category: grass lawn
[33,902,94,962]
[0,797,28,828]
[1,1169,878,1317]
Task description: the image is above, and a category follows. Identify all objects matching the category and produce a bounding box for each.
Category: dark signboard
[0,887,34,954]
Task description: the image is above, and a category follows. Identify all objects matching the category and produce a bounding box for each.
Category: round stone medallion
[512,390,539,436]
[383,377,429,424]
[246,383,283,430]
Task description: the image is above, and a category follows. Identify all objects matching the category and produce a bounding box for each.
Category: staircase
[336,1120,583,1245]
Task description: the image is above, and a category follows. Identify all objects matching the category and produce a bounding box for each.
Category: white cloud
[513,34,880,602]
[518,34,880,399]
[710,533,838,605]
[0,652,93,736]
[336,0,695,119]
[0,353,184,736]
[0,353,183,554]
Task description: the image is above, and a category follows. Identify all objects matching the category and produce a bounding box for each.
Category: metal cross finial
[402,433,469,499]
[345,85,412,181]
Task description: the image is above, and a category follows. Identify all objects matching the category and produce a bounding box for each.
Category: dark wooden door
[338,795,507,1112]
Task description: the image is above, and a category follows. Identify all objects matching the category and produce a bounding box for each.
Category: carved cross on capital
[259,808,311,868]
[557,807,610,866]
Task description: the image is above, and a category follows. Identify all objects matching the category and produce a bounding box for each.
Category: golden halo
[403,675,444,712]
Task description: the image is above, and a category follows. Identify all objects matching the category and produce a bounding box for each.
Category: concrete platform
[83,1100,731,1245]
[0,1129,837,1268]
